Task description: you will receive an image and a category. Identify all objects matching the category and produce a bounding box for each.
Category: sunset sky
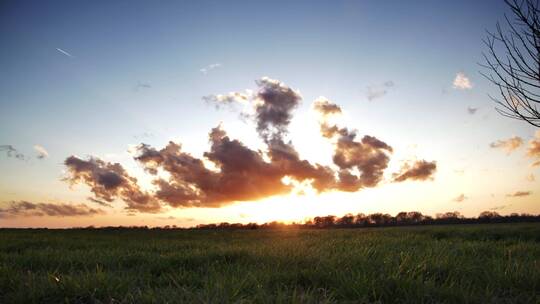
[1,0,539,228]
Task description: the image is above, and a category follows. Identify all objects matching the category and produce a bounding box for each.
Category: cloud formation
[506,191,531,197]
[0,145,25,160]
[366,81,395,101]
[392,160,437,182]
[34,145,49,159]
[200,63,222,74]
[453,72,472,90]
[65,77,435,212]
[64,156,160,212]
[489,136,524,154]
[0,201,104,218]
[314,97,396,189]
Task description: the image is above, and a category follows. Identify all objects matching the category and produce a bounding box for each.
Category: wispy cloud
[366,81,395,101]
[489,136,524,154]
[489,204,510,211]
[0,201,104,218]
[506,191,531,197]
[453,72,472,90]
[34,145,49,159]
[134,82,151,91]
[87,197,113,208]
[56,48,74,58]
[200,63,222,74]
[0,145,26,160]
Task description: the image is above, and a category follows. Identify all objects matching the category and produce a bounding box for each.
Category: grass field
[1,223,539,303]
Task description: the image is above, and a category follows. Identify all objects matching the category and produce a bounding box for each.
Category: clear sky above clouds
[0,0,538,228]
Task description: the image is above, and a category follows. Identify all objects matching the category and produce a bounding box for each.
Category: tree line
[193,211,540,230]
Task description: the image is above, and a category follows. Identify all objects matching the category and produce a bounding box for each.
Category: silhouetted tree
[482,0,540,127]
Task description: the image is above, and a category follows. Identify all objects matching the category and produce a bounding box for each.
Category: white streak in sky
[56,48,74,58]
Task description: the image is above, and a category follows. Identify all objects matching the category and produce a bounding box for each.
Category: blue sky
[1,0,538,227]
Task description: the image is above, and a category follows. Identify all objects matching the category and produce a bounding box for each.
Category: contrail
[56,48,73,58]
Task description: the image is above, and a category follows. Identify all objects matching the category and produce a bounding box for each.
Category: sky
[0,0,539,228]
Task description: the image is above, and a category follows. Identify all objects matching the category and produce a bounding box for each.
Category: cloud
[467,106,478,115]
[56,48,73,58]
[0,145,26,160]
[314,97,394,190]
[526,173,535,182]
[392,160,437,182]
[452,194,467,202]
[489,136,524,154]
[453,72,472,90]
[366,81,395,101]
[87,197,113,208]
[64,156,161,212]
[34,145,49,159]
[313,98,342,117]
[134,82,151,91]
[527,130,540,166]
[200,63,222,74]
[0,201,104,218]
[506,191,531,197]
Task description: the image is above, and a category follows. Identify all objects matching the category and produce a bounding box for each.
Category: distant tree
[482,0,540,127]
[337,213,355,227]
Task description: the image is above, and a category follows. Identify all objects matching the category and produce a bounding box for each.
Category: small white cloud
[34,145,49,159]
[200,63,222,74]
[453,72,472,90]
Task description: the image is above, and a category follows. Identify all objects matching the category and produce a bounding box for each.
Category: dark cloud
[392,160,437,182]
[64,156,160,212]
[467,106,478,115]
[0,201,104,218]
[314,98,393,190]
[0,145,26,160]
[253,77,302,143]
[506,191,531,197]
[134,126,336,208]
[366,81,395,101]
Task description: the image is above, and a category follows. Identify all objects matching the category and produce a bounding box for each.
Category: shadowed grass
[0,223,539,303]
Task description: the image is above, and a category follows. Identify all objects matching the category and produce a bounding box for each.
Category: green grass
[1,223,539,303]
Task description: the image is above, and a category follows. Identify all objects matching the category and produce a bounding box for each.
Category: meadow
[1,223,539,303]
